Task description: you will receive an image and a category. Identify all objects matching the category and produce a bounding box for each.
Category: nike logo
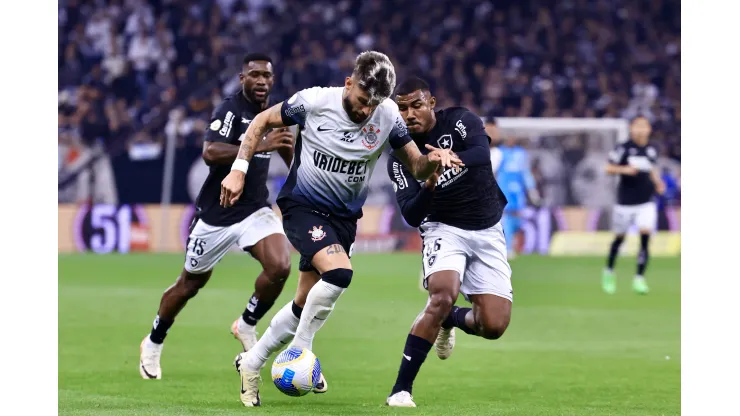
[403,354,411,361]
[242,118,251,124]
[140,361,157,379]
[317,125,333,132]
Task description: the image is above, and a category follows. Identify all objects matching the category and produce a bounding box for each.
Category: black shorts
[278,200,357,273]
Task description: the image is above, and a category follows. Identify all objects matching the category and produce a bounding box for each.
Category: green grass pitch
[59,253,680,415]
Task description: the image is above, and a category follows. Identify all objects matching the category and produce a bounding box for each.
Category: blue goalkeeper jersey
[496,145,536,211]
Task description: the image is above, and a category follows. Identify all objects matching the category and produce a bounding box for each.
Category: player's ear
[429,96,436,109]
[344,77,352,90]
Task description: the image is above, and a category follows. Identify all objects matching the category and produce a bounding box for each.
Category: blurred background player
[496,136,541,259]
[139,54,295,380]
[602,116,666,295]
[220,52,461,407]
[385,77,511,407]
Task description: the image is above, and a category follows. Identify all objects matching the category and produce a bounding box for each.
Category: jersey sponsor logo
[210,119,222,131]
[313,150,368,183]
[284,104,305,118]
[436,166,468,188]
[391,161,408,190]
[455,120,467,138]
[437,134,453,149]
[308,225,326,242]
[361,124,381,149]
[219,111,234,137]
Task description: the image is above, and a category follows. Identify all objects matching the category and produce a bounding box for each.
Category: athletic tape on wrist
[231,159,249,173]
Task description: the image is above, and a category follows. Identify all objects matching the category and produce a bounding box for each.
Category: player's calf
[149,270,212,344]
[633,232,651,294]
[389,271,459,400]
[140,270,211,379]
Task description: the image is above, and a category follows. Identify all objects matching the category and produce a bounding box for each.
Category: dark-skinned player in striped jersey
[385,77,513,407]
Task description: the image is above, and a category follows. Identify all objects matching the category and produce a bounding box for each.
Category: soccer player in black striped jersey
[139,54,296,380]
[384,77,512,407]
[602,116,666,295]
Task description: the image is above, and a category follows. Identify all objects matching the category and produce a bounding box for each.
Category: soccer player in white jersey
[219,51,463,407]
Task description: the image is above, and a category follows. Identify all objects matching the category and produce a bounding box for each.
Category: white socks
[290,280,346,351]
[244,301,300,372]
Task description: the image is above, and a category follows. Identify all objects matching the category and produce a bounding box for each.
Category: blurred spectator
[58,0,680,206]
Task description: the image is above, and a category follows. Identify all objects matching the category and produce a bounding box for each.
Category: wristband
[231,159,249,173]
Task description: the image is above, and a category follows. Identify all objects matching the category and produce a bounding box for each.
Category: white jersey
[278,87,412,218]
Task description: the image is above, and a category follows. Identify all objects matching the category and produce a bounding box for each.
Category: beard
[342,95,367,123]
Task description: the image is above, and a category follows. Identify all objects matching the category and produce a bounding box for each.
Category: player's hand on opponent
[220,170,246,207]
[257,128,294,153]
[424,144,464,169]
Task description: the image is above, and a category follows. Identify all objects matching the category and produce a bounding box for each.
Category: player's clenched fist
[424,144,464,169]
[220,170,246,207]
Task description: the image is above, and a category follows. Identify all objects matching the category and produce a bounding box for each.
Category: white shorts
[420,221,513,302]
[184,207,285,273]
[612,202,657,234]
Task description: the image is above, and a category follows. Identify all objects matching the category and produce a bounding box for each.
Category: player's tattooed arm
[220,103,287,207]
[203,129,293,166]
[236,102,288,163]
[393,141,463,180]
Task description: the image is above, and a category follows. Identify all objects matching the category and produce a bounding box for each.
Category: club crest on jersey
[362,124,381,149]
[308,226,326,242]
[437,134,453,149]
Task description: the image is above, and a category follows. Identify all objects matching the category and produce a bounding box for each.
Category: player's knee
[264,257,292,284]
[321,268,353,289]
[478,316,508,340]
[427,291,455,319]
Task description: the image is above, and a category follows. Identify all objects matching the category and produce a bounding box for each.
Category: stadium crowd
[58,0,680,206]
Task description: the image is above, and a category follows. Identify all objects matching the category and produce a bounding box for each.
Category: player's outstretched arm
[220,102,286,207]
[393,141,463,180]
[388,156,438,227]
[203,129,293,166]
[236,103,287,164]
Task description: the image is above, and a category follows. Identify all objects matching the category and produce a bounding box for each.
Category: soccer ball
[271,346,322,397]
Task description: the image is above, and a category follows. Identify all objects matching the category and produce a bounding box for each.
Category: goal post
[494,117,629,143]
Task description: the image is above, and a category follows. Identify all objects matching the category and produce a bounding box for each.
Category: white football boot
[435,327,456,360]
[231,318,258,352]
[387,391,417,407]
[139,336,163,379]
[234,352,261,407]
[313,372,328,394]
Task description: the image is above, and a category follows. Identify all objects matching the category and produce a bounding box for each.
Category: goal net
[493,117,629,209]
